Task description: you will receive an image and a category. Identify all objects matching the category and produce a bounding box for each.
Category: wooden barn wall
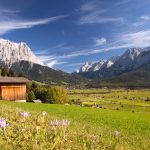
[0,84,26,101]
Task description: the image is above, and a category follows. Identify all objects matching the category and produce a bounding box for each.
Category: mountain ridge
[1,38,150,87]
[0,39,85,85]
[77,47,150,79]
[0,39,44,68]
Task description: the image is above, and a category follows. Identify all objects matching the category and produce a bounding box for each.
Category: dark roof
[0,77,30,83]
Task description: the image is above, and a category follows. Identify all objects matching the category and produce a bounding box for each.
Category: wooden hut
[0,77,29,101]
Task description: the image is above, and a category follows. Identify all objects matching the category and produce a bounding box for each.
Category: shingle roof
[0,77,30,83]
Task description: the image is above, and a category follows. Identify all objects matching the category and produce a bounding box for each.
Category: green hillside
[10,61,87,85]
[87,62,150,88]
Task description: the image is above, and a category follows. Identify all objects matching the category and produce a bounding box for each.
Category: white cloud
[119,30,150,47]
[132,21,145,27]
[0,16,67,35]
[39,29,150,68]
[79,15,124,24]
[140,15,150,21]
[39,48,105,65]
[115,0,131,6]
[66,62,84,67]
[38,55,57,63]
[0,9,19,14]
[47,60,67,68]
[95,37,107,46]
[47,60,58,68]
[132,15,150,27]
[35,44,65,55]
[79,9,124,24]
[101,30,150,52]
[0,9,68,35]
[79,1,102,12]
[78,1,125,24]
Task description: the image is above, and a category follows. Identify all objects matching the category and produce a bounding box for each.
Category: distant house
[0,77,29,101]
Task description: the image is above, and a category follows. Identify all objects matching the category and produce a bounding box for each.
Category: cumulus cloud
[95,37,107,46]
[140,15,150,21]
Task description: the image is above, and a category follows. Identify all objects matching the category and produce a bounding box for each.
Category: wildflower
[50,119,60,127]
[36,126,40,132]
[61,120,70,128]
[21,112,29,117]
[50,119,70,128]
[42,111,47,116]
[0,118,9,129]
[114,130,120,137]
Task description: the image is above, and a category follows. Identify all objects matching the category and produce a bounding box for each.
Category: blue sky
[1,0,150,72]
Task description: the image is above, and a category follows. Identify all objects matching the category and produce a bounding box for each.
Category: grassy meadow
[0,88,150,149]
[68,89,150,113]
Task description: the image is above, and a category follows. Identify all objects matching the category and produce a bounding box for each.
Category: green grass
[0,88,150,149]
[0,100,150,149]
[0,104,106,149]
[68,89,150,113]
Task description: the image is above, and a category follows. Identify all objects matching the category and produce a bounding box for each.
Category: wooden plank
[0,84,26,101]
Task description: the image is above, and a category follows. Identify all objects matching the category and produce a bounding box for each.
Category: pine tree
[1,68,8,76]
[27,91,35,102]
[18,71,26,77]
[8,69,15,77]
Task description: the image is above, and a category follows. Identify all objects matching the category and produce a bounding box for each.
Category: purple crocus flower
[50,119,70,128]
[0,118,9,129]
[21,112,29,117]
[50,119,60,127]
[61,120,70,127]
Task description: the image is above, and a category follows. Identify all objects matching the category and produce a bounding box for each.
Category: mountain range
[78,47,150,80]
[0,39,85,85]
[0,38,150,88]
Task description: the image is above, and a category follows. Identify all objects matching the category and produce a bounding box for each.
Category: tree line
[26,81,68,104]
[0,67,68,104]
[0,67,26,77]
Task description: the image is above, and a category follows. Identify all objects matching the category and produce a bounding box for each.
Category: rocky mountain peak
[121,48,143,61]
[79,60,106,73]
[0,39,44,68]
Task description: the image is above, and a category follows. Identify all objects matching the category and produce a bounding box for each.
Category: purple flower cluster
[0,111,70,131]
[21,112,29,117]
[50,119,70,128]
[0,118,9,129]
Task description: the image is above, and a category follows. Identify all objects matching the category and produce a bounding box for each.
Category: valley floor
[0,88,150,149]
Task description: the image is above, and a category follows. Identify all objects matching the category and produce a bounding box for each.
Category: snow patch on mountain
[79,60,106,73]
[106,60,114,68]
[117,48,143,66]
[0,39,44,68]
[77,47,150,79]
